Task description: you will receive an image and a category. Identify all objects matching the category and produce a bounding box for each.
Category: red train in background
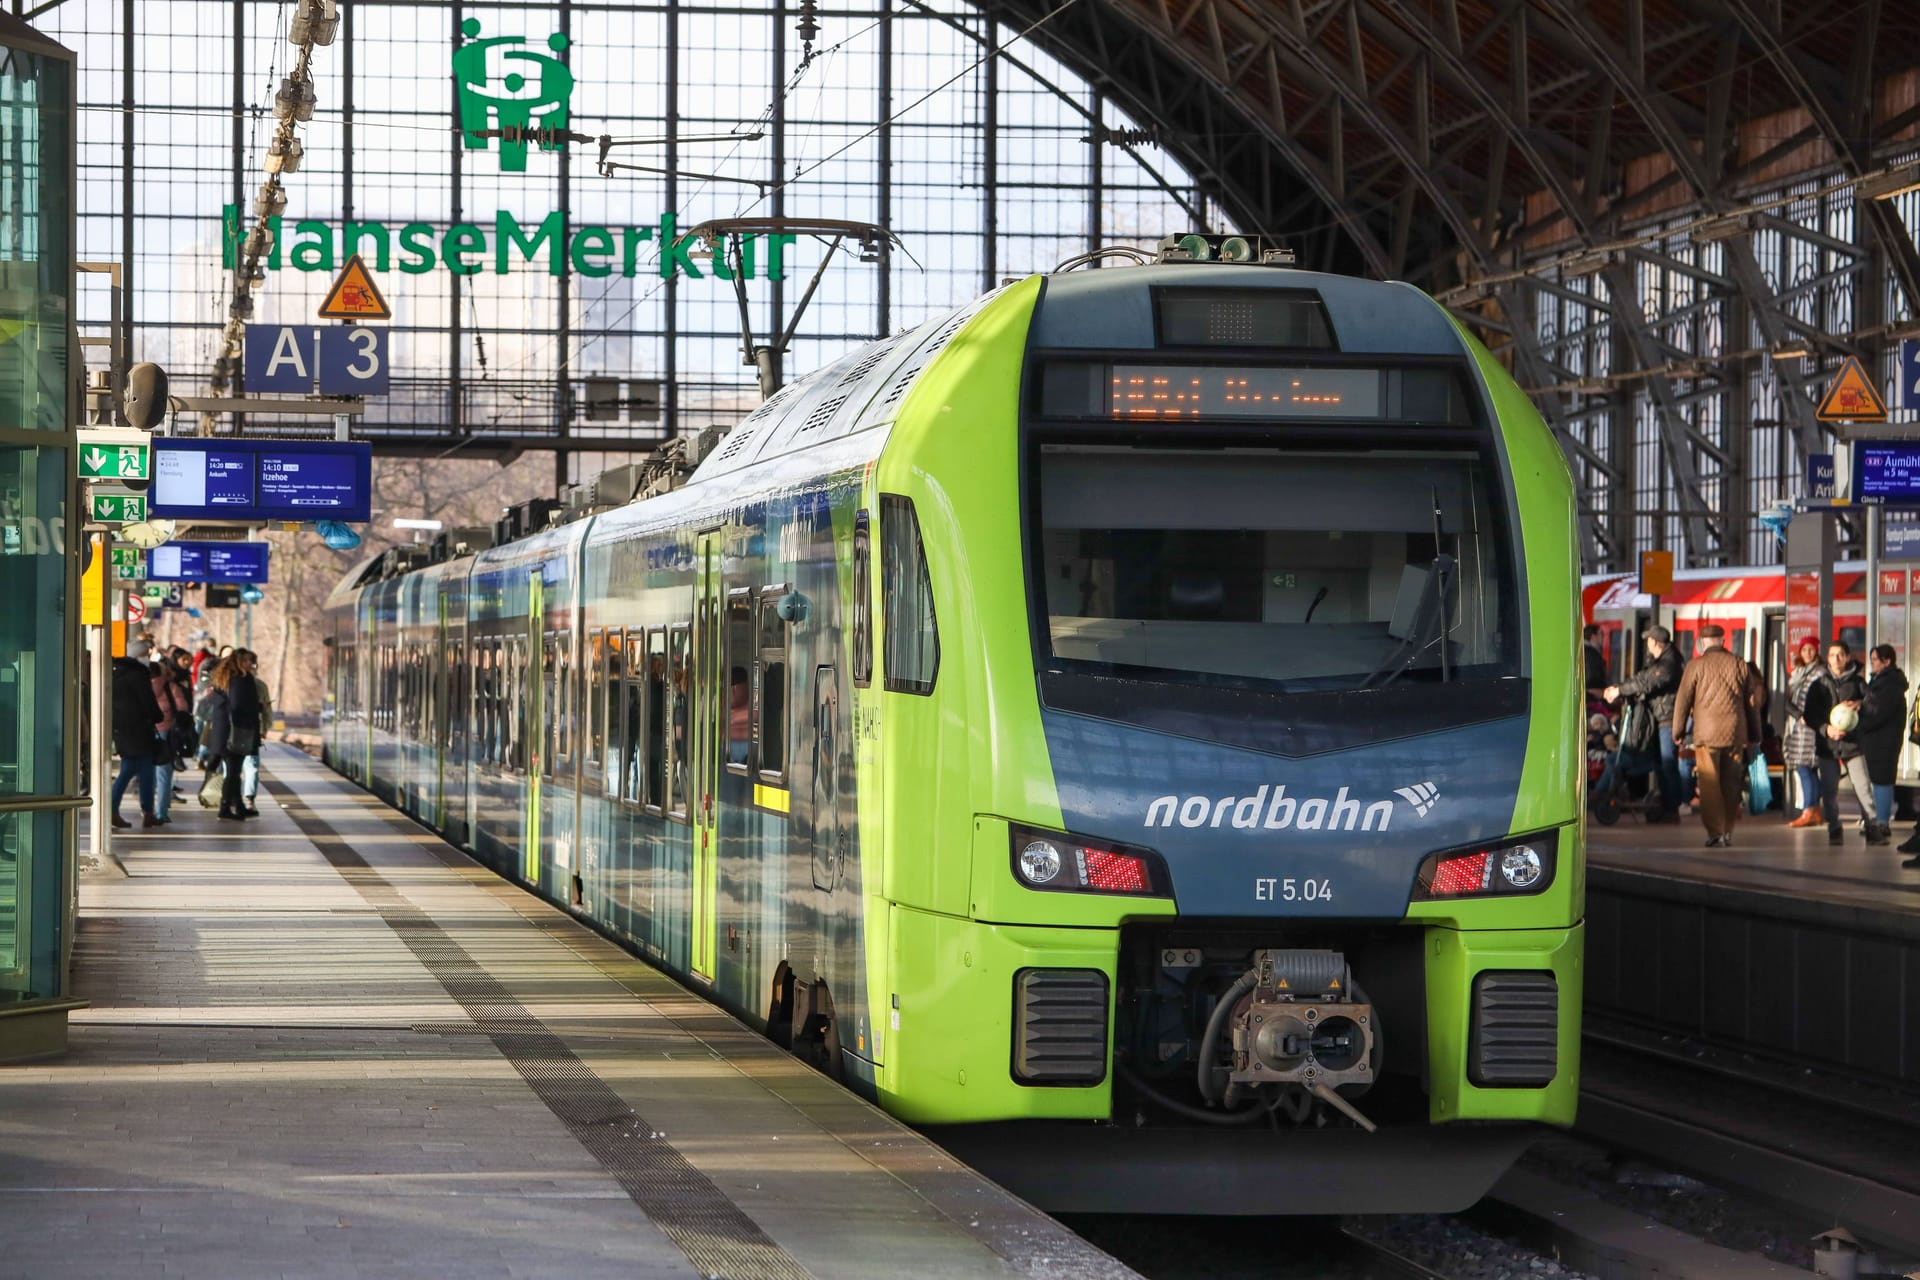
[1582,560,1920,789]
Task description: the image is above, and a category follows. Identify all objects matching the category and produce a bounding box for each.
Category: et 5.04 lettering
[1255,877,1333,903]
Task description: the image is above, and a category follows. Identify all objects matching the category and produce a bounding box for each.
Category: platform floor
[0,745,1126,1279]
[1587,806,1920,930]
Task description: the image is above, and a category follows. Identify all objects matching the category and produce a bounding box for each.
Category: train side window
[646,629,667,810]
[621,634,644,806]
[668,624,691,819]
[584,629,604,786]
[726,588,755,773]
[603,631,624,797]
[556,631,573,773]
[852,510,872,688]
[541,632,557,779]
[881,494,940,695]
[757,590,789,782]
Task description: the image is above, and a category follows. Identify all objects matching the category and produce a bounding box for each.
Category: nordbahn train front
[877,251,1581,1214]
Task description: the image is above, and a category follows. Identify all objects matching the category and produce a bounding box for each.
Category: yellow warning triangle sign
[318,254,391,321]
[1815,355,1887,423]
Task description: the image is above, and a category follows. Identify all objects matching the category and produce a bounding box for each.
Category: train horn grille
[1013,968,1109,1085]
[1468,970,1559,1087]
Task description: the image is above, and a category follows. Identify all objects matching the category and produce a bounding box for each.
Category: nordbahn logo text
[1144,782,1440,832]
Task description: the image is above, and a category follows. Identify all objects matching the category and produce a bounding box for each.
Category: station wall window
[726,589,754,772]
[668,624,691,818]
[757,591,789,781]
[881,495,940,695]
[646,629,668,810]
[853,510,872,688]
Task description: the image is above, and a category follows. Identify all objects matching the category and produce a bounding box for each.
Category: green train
[323,252,1583,1213]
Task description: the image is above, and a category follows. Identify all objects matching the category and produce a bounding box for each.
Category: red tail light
[1081,848,1151,893]
[1427,850,1492,896]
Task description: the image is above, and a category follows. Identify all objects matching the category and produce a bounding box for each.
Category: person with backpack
[201,655,261,821]
[109,639,166,831]
[1604,626,1685,821]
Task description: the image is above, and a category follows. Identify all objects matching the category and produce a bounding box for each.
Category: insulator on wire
[796,0,820,56]
[1082,124,1159,148]
[253,185,287,219]
[230,291,254,320]
[242,223,275,258]
[290,0,339,47]
[266,136,304,175]
[274,76,317,122]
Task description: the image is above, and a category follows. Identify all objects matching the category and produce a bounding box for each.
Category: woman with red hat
[1783,637,1822,826]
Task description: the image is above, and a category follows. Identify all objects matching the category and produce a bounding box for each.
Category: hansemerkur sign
[222,207,797,281]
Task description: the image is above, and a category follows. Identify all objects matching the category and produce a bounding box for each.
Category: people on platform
[1851,644,1907,847]
[1784,638,1823,826]
[1583,624,1609,692]
[238,648,271,809]
[109,638,165,832]
[148,648,193,827]
[1803,640,1872,846]
[1603,626,1684,821]
[202,655,262,821]
[1670,624,1763,848]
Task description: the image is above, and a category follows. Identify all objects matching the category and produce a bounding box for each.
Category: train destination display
[145,542,271,584]
[1854,442,1920,504]
[149,439,373,522]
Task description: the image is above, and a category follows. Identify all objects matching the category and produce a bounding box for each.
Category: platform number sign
[1902,339,1920,411]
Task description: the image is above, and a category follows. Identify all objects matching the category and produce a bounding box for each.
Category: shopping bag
[1746,752,1773,815]
[198,764,224,809]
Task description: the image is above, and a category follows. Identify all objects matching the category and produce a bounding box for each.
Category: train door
[433,592,449,828]
[526,568,544,886]
[690,532,724,981]
[1594,606,1651,680]
[1760,608,1788,736]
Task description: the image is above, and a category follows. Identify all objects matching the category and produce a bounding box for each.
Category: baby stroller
[1588,698,1659,825]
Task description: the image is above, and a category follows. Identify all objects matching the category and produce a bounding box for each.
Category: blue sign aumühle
[149,438,373,523]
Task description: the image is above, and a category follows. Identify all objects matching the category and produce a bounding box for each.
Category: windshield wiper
[1360,554,1457,690]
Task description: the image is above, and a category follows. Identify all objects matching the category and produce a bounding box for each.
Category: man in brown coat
[1672,623,1765,848]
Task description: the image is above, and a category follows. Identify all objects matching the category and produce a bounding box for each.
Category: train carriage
[324,254,1584,1214]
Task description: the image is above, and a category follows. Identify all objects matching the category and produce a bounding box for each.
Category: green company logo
[456,21,573,173]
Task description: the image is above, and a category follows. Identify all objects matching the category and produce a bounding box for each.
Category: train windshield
[1032,440,1520,694]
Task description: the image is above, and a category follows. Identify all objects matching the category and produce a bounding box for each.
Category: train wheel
[791,978,844,1082]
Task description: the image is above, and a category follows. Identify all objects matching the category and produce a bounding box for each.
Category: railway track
[1579,1020,1920,1256]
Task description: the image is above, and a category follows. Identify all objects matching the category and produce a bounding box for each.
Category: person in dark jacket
[1852,644,1907,847]
[1583,625,1609,692]
[109,639,166,831]
[202,655,262,820]
[1803,640,1873,845]
[1605,626,1684,820]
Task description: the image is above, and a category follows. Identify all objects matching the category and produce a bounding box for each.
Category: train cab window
[1028,439,1519,697]
[603,632,624,797]
[881,495,939,695]
[852,510,872,688]
[621,635,644,805]
[646,629,668,809]
[726,589,755,771]
[757,591,789,781]
[668,624,691,818]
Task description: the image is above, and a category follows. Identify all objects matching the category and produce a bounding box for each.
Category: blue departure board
[1854,443,1920,504]
[145,542,271,584]
[149,439,372,522]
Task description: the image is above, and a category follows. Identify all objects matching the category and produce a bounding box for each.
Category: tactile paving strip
[264,777,812,1280]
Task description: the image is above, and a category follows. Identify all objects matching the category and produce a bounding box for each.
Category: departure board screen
[1855,443,1920,504]
[145,542,271,584]
[1038,361,1471,424]
[148,439,372,522]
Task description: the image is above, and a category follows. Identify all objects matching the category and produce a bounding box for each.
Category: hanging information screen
[1854,442,1920,504]
[145,542,271,584]
[149,438,372,522]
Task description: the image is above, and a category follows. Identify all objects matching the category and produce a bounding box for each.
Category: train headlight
[1413,830,1558,900]
[1019,839,1064,885]
[1498,845,1544,889]
[1010,825,1166,896]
